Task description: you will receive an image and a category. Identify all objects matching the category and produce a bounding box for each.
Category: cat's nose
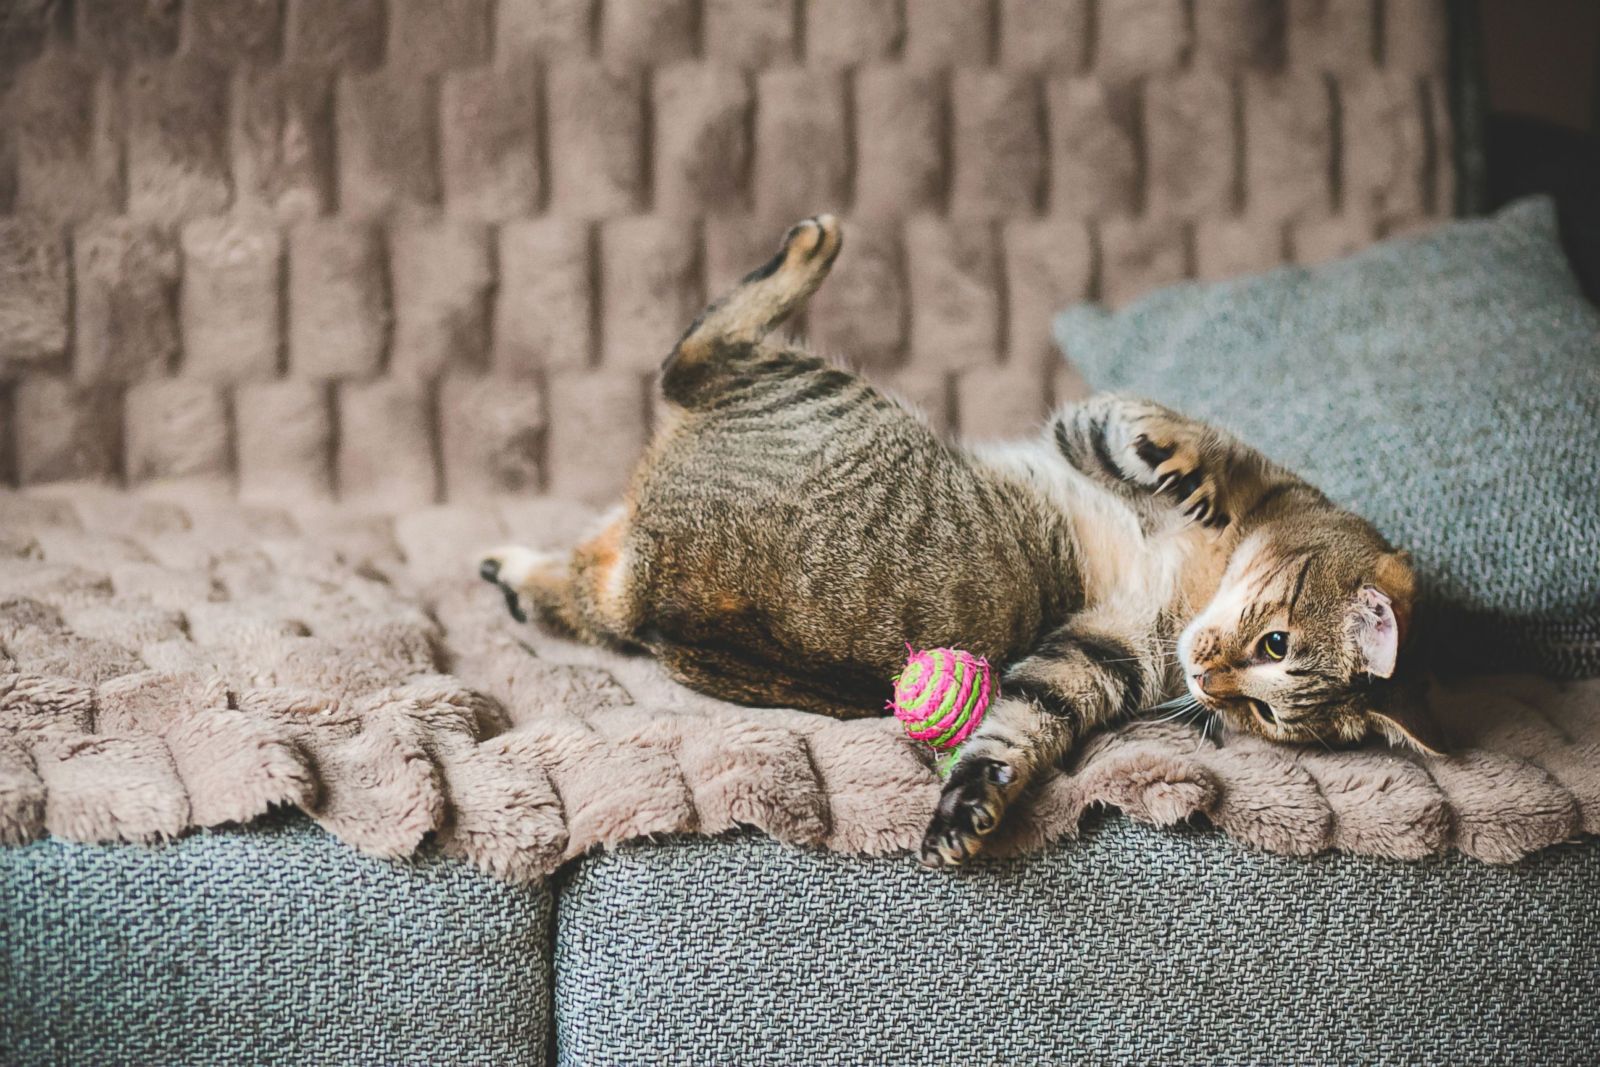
[1192,671,1211,694]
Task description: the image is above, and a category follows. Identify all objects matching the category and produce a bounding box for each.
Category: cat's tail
[661,214,842,401]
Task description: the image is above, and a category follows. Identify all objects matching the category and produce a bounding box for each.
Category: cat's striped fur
[480,216,1436,868]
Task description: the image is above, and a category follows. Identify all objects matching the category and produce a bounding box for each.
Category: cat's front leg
[918,696,1062,866]
[920,621,1165,868]
[1056,395,1282,530]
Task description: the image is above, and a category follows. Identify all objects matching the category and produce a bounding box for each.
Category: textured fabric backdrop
[0,0,1454,505]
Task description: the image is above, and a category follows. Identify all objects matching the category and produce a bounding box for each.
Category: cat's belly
[636,511,1080,682]
[631,443,1082,685]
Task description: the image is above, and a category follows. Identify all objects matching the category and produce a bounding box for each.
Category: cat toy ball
[890,646,993,776]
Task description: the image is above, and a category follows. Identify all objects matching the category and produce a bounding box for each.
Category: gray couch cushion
[0,814,552,1067]
[1055,197,1600,678]
[554,817,1600,1067]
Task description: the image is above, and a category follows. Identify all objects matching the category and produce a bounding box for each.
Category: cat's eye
[1260,631,1290,661]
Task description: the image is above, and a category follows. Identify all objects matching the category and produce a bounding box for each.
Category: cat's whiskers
[1132,694,1206,727]
[1097,651,1180,666]
[1192,709,1223,754]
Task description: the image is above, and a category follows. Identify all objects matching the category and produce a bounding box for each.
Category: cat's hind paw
[781,214,842,269]
[476,545,561,624]
[744,214,842,293]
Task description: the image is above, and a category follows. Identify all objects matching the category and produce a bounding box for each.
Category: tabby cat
[479,216,1441,868]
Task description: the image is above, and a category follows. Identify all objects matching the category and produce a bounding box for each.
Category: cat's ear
[1368,702,1447,756]
[1350,583,1400,678]
[1372,550,1417,633]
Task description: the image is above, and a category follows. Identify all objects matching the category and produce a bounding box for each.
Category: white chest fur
[966,434,1200,628]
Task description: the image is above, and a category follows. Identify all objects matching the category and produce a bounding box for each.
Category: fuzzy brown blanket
[2,486,1597,882]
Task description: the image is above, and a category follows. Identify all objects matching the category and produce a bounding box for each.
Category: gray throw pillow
[1055,197,1600,679]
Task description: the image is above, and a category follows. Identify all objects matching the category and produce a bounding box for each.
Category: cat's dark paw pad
[477,545,555,624]
[919,758,1013,869]
[497,585,528,624]
[782,214,842,267]
[1132,434,1175,469]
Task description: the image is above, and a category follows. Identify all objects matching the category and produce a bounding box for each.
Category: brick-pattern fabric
[0,0,1455,504]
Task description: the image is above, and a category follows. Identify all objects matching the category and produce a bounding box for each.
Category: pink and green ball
[890,648,992,776]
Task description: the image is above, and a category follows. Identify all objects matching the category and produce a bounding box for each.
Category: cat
[478,215,1441,868]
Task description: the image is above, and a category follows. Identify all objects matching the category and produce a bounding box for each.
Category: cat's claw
[919,757,1014,869]
[1127,424,1231,530]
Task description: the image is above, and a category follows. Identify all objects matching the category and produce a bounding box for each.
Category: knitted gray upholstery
[0,814,552,1067]
[554,817,1600,1067]
[1055,198,1600,678]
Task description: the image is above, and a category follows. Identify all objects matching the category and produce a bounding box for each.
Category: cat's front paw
[1109,405,1232,529]
[1134,434,1227,527]
[919,756,1015,869]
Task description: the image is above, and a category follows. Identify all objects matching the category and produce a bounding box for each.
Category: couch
[6,812,1599,1065]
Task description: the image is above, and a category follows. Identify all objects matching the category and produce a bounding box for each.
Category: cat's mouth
[1243,697,1277,726]
[1183,673,1269,722]
[1190,687,1279,731]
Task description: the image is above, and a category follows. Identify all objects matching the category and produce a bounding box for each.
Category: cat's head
[1177,509,1442,754]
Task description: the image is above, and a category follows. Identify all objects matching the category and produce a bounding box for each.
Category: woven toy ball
[889,647,992,776]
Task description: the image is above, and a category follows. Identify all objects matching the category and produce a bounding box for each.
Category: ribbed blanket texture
[2,487,1597,882]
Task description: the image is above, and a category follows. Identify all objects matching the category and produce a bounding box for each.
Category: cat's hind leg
[661,214,842,406]
[477,513,640,649]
